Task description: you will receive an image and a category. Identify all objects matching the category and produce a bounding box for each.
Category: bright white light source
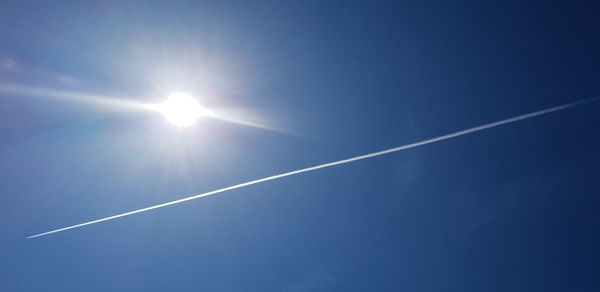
[147,92,211,127]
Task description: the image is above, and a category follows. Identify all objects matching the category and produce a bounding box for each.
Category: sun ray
[0,83,146,112]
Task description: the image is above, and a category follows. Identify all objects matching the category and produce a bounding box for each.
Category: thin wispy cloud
[27,96,600,238]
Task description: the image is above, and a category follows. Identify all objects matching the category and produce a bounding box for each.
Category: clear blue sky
[1,0,599,291]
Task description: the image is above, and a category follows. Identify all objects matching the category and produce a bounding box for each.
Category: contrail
[27,96,600,238]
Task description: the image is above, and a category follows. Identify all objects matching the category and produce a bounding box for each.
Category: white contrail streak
[27,97,600,238]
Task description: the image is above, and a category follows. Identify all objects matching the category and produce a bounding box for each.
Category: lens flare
[147,92,211,127]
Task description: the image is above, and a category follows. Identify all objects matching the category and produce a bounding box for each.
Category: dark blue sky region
[1,1,599,291]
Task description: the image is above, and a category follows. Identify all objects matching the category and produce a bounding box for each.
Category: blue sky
[1,0,599,291]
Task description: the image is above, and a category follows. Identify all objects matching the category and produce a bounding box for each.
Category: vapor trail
[28,97,600,238]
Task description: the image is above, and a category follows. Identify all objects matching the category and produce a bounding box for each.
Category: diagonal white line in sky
[27,96,600,239]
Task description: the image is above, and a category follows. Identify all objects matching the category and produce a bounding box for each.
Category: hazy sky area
[1,1,599,291]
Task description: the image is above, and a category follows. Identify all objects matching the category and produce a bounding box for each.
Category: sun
[147,92,211,127]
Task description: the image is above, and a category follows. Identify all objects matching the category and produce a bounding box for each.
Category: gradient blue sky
[1,0,600,291]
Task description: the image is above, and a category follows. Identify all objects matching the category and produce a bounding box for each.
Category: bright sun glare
[148,92,211,127]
